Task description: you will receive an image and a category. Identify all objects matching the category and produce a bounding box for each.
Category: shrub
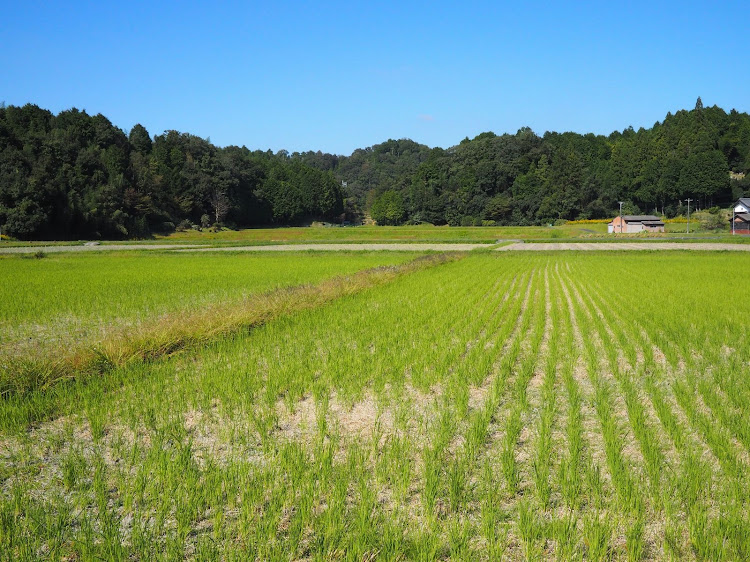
[693,211,725,230]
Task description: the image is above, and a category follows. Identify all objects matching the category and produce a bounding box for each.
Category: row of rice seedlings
[671,377,745,481]
[499,267,547,496]
[568,274,668,507]
[563,274,644,517]
[366,260,543,557]
[468,265,550,558]
[551,268,620,558]
[420,264,541,520]
[441,265,554,558]
[567,255,750,558]
[514,267,589,560]
[555,282,586,511]
[569,272,697,558]
[456,267,547,471]
[709,357,750,420]
[530,319,558,508]
[696,377,750,455]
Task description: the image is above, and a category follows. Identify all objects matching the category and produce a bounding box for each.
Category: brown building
[608,215,665,233]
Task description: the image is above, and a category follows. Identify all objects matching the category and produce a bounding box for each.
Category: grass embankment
[0,252,450,406]
[157,223,750,244]
[157,223,609,243]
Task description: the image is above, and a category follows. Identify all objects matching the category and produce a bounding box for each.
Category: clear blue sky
[2,1,748,155]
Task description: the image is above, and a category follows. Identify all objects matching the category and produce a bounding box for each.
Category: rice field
[1,251,749,560]
[0,251,418,346]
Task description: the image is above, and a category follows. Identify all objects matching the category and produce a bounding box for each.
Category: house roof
[732,213,750,222]
[623,215,663,223]
[608,215,665,226]
[737,198,750,210]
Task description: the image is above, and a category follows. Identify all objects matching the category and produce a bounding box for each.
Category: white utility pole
[618,201,624,233]
[686,198,693,234]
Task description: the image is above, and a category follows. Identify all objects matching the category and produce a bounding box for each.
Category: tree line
[1,98,749,238]
[312,98,748,226]
[0,105,344,239]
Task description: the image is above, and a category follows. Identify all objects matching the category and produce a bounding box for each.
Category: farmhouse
[731,198,750,234]
[607,215,665,234]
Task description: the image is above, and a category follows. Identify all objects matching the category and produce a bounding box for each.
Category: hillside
[1,98,749,239]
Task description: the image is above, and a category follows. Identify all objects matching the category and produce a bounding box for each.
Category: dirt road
[496,242,750,251]
[177,243,488,252]
[0,244,204,254]
[4,241,750,254]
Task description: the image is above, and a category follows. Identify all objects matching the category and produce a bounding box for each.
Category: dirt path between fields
[4,241,750,254]
[0,244,204,254]
[496,242,750,251]
[177,243,489,252]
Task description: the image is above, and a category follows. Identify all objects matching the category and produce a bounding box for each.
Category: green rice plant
[447,455,468,513]
[582,511,612,562]
[447,517,472,560]
[481,494,508,559]
[60,446,88,491]
[517,499,543,561]
[663,518,684,560]
[553,512,579,561]
[625,516,645,562]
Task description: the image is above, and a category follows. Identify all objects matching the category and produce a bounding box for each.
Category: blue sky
[2,1,748,154]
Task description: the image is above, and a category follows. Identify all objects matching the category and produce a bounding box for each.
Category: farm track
[498,242,750,251]
[4,240,750,254]
[2,252,750,559]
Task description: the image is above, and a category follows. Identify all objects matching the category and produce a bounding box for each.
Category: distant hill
[1,98,748,238]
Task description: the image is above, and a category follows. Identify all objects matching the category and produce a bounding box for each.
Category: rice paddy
[1,250,749,560]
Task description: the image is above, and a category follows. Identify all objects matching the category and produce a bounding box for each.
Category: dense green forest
[0,105,344,239]
[1,98,749,238]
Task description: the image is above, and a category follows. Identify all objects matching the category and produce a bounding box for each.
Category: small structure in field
[730,198,750,234]
[607,215,665,234]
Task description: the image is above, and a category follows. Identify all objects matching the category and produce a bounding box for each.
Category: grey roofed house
[607,215,665,233]
[623,215,665,224]
[734,198,750,214]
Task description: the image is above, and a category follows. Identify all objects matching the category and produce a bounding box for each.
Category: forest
[1,98,749,238]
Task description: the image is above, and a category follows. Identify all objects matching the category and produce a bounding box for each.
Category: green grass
[155,223,609,243]
[2,251,750,559]
[4,222,749,247]
[0,250,417,350]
